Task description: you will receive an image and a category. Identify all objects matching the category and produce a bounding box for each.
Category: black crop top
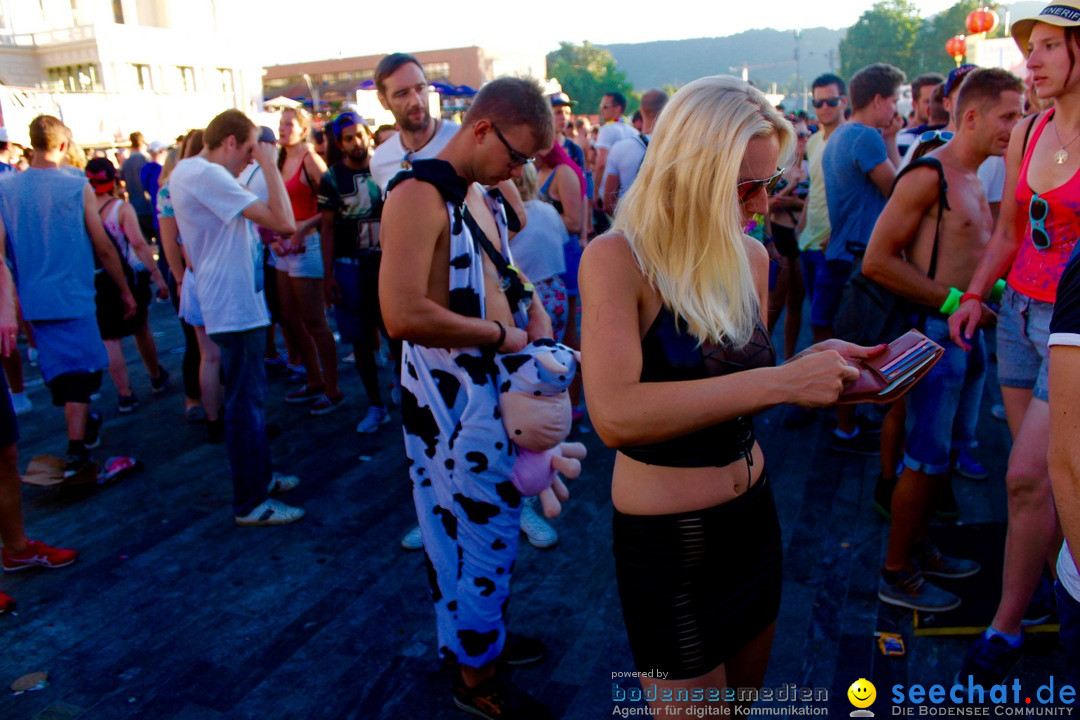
[620,305,776,468]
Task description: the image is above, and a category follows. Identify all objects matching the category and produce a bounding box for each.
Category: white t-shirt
[169,156,268,335]
[607,133,650,199]
[1059,541,1080,602]
[371,120,460,192]
[595,120,636,151]
[976,155,1006,204]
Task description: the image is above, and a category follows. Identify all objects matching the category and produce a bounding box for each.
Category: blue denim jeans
[1055,580,1080,691]
[903,316,986,475]
[210,327,271,516]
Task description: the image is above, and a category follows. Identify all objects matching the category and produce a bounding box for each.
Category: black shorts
[0,370,18,447]
[771,223,800,259]
[612,472,782,680]
[46,371,103,407]
[96,269,151,340]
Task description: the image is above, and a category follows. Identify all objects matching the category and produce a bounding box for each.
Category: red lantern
[946,34,967,60]
[966,7,999,35]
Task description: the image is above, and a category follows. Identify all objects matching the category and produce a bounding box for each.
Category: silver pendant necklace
[1051,117,1080,165]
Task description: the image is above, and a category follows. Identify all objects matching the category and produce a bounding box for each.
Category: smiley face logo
[848,678,876,709]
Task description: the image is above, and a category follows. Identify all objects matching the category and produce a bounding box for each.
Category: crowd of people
[1,2,1080,717]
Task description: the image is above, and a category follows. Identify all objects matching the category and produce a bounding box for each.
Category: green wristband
[940,287,963,315]
[990,279,1007,305]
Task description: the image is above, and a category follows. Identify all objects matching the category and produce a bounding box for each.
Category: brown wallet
[837,329,945,405]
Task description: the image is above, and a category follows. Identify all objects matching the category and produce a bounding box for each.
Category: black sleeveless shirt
[620,305,776,468]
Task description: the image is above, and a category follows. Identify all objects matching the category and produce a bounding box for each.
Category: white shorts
[288,232,324,279]
[179,267,203,327]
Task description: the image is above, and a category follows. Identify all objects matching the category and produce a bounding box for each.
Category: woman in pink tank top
[271,108,344,415]
[949,7,1080,682]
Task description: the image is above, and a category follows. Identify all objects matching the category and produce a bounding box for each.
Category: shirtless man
[863,68,1024,612]
[379,77,555,719]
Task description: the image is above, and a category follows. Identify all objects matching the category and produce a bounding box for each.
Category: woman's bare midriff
[611,441,766,516]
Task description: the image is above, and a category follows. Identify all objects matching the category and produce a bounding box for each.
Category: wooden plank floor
[0,300,1068,719]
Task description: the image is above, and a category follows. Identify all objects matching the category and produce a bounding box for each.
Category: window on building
[218,68,234,96]
[133,64,151,90]
[177,66,195,92]
[422,62,450,81]
[46,64,99,93]
[113,0,124,23]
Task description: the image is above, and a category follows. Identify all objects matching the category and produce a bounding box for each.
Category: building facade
[263,46,548,105]
[0,0,262,146]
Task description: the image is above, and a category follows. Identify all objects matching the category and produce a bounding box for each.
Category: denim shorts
[804,253,851,329]
[997,286,1052,402]
[903,316,986,475]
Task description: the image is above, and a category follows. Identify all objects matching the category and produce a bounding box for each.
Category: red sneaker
[0,590,14,614]
[2,540,78,573]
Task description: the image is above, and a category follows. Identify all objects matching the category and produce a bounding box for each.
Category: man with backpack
[862,68,1024,612]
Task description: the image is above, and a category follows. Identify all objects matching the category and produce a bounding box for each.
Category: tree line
[546,0,1006,111]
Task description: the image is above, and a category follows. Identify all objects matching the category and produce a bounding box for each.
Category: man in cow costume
[379,77,556,719]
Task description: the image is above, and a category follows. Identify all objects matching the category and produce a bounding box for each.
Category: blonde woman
[580,76,882,714]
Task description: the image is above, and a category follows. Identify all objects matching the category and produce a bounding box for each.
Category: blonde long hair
[614,75,794,347]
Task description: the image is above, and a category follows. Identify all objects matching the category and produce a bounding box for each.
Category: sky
[243,0,972,66]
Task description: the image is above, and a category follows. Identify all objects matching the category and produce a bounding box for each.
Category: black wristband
[490,320,506,349]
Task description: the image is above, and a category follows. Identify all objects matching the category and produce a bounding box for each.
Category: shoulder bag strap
[894,157,949,281]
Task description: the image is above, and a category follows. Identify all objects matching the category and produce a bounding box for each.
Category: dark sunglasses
[1030,193,1050,250]
[812,97,843,109]
[491,124,534,168]
[737,168,785,203]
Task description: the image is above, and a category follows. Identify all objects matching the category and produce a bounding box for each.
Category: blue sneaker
[956,632,1023,688]
[954,448,989,481]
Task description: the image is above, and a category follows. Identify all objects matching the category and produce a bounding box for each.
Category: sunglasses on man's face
[812,97,843,109]
[737,168,785,203]
[1030,193,1051,250]
[491,124,534,168]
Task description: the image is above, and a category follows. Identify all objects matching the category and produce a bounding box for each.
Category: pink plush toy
[496,339,587,518]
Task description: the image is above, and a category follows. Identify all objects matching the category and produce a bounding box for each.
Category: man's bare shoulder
[893,164,943,204]
[383,177,449,220]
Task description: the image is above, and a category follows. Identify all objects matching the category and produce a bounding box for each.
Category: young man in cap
[318,112,391,434]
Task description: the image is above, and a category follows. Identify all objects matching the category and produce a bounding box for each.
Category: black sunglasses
[1030,194,1050,250]
[737,168,785,203]
[491,124,534,168]
[812,97,843,109]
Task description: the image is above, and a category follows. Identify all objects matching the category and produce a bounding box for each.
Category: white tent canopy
[264,95,301,109]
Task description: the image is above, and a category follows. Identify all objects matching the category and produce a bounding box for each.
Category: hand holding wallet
[837,329,944,404]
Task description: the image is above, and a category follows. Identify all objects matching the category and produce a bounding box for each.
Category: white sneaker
[234,499,305,526]
[401,524,424,550]
[520,502,558,549]
[356,405,390,433]
[9,391,31,416]
[268,472,300,495]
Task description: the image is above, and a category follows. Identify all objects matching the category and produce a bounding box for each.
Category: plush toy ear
[535,350,569,375]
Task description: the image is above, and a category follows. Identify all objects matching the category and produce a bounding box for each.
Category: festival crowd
[2,3,1080,717]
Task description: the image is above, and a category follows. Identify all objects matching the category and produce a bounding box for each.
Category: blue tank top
[0,169,97,321]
